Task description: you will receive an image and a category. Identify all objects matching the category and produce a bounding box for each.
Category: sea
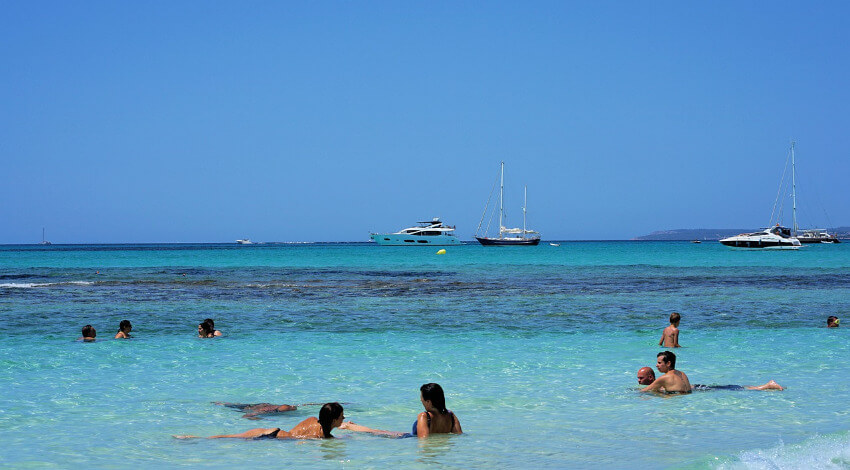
[1,241,849,469]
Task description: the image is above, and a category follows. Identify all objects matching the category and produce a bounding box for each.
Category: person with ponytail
[174,402,344,440]
[341,383,463,438]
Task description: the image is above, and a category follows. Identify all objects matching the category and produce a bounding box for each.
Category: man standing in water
[640,351,691,393]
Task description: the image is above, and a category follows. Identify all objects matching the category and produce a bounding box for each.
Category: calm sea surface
[1,242,849,468]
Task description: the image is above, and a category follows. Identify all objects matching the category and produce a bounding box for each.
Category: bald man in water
[636,366,783,391]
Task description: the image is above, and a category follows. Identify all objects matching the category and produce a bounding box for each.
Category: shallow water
[1,242,848,468]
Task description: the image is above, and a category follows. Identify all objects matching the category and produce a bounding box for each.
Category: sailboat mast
[42,227,45,243]
[523,185,527,234]
[499,161,504,238]
[791,141,798,236]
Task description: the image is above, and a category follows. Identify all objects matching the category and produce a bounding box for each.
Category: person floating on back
[659,312,681,348]
[827,316,840,328]
[640,351,691,394]
[115,320,132,339]
[79,325,96,342]
[174,402,345,439]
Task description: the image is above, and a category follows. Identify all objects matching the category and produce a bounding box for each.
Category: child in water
[659,312,681,347]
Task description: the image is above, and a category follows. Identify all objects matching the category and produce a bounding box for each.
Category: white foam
[0,281,94,288]
[717,431,850,469]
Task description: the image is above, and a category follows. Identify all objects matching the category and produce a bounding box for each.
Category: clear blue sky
[2,1,849,243]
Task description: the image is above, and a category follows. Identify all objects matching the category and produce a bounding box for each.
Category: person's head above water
[119,320,132,332]
[204,318,215,328]
[81,324,96,339]
[656,351,676,371]
[637,367,656,385]
[198,322,214,337]
[828,316,840,328]
[669,312,681,326]
[318,402,344,438]
[420,383,448,414]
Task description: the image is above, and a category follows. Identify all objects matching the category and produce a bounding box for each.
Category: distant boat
[797,229,840,244]
[785,142,840,243]
[549,243,560,247]
[475,162,541,246]
[40,228,51,245]
[236,239,253,245]
[691,240,701,244]
[370,218,462,246]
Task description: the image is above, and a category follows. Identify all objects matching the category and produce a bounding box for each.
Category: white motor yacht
[370,218,462,246]
[719,226,801,249]
[236,239,253,245]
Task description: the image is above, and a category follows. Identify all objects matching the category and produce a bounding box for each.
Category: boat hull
[371,233,462,246]
[475,237,541,246]
[719,239,800,249]
[797,237,840,244]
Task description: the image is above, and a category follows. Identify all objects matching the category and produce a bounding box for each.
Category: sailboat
[786,142,840,244]
[475,162,541,246]
[40,228,51,245]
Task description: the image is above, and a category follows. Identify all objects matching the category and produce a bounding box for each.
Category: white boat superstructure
[370,218,462,246]
[719,226,801,249]
[236,239,253,245]
[797,229,841,244]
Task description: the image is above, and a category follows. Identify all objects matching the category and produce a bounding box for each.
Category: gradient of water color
[1,242,848,468]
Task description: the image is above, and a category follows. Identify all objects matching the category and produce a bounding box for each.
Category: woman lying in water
[175,402,344,439]
[341,383,462,438]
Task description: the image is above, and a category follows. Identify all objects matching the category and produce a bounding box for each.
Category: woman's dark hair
[119,320,131,331]
[199,321,214,337]
[81,325,96,338]
[420,383,448,414]
[658,351,677,369]
[318,402,343,438]
[204,318,215,328]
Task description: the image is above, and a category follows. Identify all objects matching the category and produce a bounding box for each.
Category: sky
[2,1,849,243]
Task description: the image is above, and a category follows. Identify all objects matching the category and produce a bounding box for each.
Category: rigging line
[769,146,792,226]
[477,169,501,237]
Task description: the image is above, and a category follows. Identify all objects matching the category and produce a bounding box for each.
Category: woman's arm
[340,421,404,437]
[451,413,463,434]
[416,412,430,439]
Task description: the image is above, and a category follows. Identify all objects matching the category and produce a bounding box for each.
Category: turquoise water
[1,242,849,468]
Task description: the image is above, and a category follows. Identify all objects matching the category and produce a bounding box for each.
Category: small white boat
[39,228,51,245]
[549,243,560,247]
[235,239,253,245]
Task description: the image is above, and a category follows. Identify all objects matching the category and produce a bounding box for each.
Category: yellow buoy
[436,249,446,255]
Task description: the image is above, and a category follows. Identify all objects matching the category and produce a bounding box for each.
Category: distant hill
[633,227,850,241]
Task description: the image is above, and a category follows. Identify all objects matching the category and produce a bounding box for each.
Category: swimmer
[659,312,681,348]
[175,402,344,439]
[198,322,215,338]
[828,316,840,328]
[79,325,96,342]
[115,320,132,339]
[341,383,462,438]
[204,318,223,337]
[637,367,783,391]
[640,351,691,394]
[214,402,298,419]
